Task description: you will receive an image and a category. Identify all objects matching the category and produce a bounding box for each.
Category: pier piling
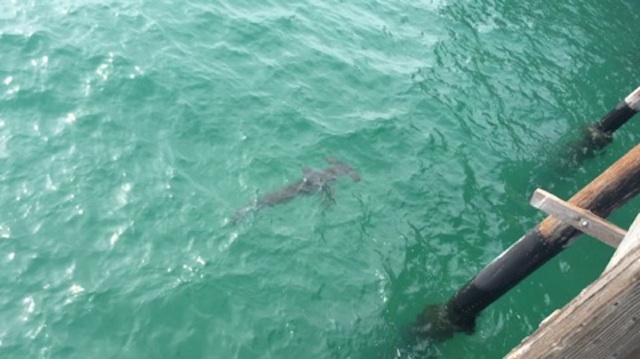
[569,86,640,161]
[414,144,640,341]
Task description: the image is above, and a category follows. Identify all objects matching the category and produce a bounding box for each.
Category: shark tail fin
[229,201,258,225]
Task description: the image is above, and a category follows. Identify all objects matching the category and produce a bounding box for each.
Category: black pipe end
[413,303,476,341]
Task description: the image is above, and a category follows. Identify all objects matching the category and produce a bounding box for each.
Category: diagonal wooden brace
[530,188,627,248]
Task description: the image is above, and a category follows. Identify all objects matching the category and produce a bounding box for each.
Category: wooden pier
[505,196,640,358]
[412,87,640,348]
[410,86,640,356]
[501,86,640,358]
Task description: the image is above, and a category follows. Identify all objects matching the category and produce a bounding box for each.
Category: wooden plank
[530,188,626,248]
[605,214,640,272]
[537,145,640,240]
[505,232,640,358]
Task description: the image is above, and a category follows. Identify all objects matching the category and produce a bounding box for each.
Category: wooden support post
[594,86,640,136]
[413,145,640,342]
[505,214,640,359]
[566,86,640,163]
[530,188,626,248]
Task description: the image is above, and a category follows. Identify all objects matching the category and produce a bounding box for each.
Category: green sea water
[1,0,639,358]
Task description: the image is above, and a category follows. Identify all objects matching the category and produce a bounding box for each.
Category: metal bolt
[580,219,589,227]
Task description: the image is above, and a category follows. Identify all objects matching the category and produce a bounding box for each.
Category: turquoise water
[1,0,639,358]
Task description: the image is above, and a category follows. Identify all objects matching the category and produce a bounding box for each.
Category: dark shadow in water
[552,124,612,171]
[509,123,615,201]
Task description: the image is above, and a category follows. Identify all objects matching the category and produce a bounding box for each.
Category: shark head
[301,167,332,193]
[324,157,361,182]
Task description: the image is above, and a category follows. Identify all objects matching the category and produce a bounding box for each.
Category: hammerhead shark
[230,157,360,223]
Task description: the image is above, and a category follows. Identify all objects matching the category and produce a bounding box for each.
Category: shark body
[231,157,360,223]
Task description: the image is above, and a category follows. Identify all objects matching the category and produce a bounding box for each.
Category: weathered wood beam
[530,188,626,248]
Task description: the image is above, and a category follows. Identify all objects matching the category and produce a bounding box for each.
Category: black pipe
[569,87,640,161]
[595,93,640,135]
[414,226,574,339]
